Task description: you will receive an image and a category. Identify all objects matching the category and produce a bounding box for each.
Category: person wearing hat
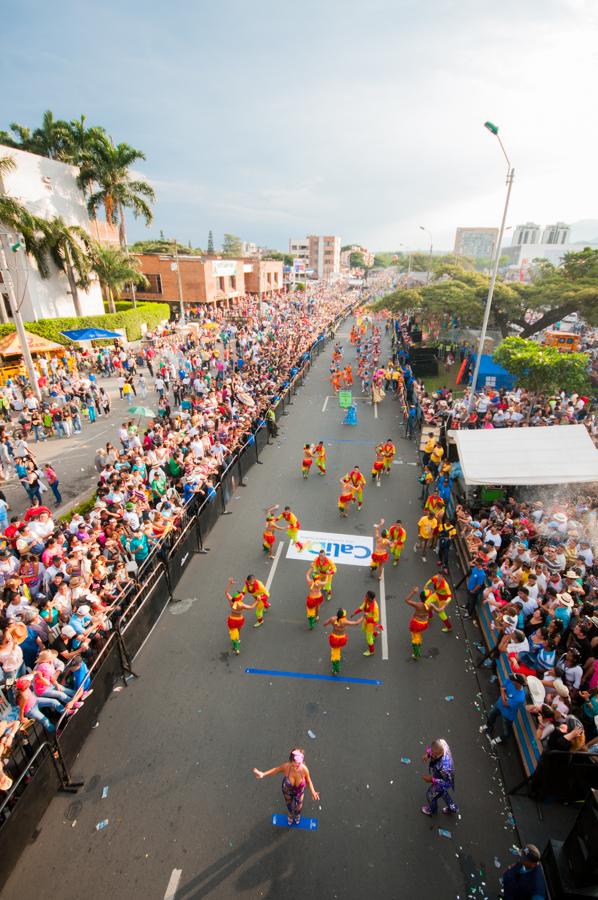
[501,843,546,899]
[551,592,574,629]
[68,603,93,635]
[54,624,89,662]
[563,569,584,596]
[480,672,527,746]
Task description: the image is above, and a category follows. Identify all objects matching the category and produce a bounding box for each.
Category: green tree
[0,111,72,160]
[493,336,589,394]
[39,217,93,317]
[90,243,149,314]
[349,251,365,268]
[514,248,598,336]
[207,230,214,254]
[79,136,155,247]
[221,233,242,257]
[372,249,598,338]
[130,238,200,256]
[263,250,293,266]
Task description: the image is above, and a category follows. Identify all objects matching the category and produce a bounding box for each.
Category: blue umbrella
[60,328,122,341]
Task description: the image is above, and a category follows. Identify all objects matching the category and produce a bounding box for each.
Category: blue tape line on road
[245,667,382,685]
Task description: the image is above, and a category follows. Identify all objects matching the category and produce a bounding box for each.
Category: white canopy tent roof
[450,424,598,486]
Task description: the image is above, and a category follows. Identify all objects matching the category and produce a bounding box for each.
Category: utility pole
[0,232,42,400]
[173,238,185,324]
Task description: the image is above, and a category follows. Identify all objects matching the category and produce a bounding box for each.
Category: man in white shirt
[484,525,502,550]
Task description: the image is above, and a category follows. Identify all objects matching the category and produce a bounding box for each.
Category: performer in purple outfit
[420,739,458,815]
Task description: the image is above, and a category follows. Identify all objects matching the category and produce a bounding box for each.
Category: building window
[219,276,225,292]
[143,273,163,294]
[230,275,237,291]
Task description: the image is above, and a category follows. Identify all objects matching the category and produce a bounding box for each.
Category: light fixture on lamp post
[418,226,433,284]
[467,121,515,412]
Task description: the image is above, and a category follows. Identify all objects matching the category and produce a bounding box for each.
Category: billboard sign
[212,260,238,277]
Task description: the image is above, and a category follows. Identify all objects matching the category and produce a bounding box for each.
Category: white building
[288,238,309,261]
[541,222,570,245]
[512,222,542,246]
[0,145,104,322]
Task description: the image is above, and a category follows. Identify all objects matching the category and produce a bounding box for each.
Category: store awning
[450,424,598,486]
[0,331,64,357]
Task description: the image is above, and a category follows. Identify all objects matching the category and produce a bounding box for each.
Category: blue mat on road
[272,814,318,831]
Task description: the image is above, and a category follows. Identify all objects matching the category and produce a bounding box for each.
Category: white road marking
[321,396,329,412]
[265,541,284,592]
[379,570,389,661]
[374,404,378,419]
[164,868,182,900]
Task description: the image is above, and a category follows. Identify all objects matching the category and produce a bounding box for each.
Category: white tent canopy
[450,424,598,486]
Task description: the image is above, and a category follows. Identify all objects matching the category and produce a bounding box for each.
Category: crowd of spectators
[394,314,598,794]
[0,284,356,796]
[460,494,598,754]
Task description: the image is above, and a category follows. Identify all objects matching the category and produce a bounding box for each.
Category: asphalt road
[2,376,154,518]
[5,322,519,900]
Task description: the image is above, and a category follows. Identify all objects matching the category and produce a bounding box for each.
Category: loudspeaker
[563,789,598,884]
[409,348,438,377]
[543,790,598,898]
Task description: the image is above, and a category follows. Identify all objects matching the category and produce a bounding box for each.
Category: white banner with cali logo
[285,530,373,567]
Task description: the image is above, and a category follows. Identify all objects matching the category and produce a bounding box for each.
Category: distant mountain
[569,220,598,243]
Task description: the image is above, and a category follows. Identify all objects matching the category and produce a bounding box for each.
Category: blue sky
[3,0,598,251]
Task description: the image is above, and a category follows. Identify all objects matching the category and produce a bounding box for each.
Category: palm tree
[0,122,34,151]
[90,243,149,314]
[79,137,155,246]
[1,111,71,160]
[39,217,94,317]
[30,111,71,160]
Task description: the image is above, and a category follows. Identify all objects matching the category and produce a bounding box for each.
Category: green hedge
[0,302,167,346]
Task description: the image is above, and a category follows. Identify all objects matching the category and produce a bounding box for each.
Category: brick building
[242,258,283,295]
[123,254,282,307]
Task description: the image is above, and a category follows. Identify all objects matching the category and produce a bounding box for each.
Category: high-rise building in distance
[453,227,499,258]
[289,235,341,280]
[541,222,571,245]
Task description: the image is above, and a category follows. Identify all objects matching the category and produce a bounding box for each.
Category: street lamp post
[467,122,515,412]
[419,226,433,284]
